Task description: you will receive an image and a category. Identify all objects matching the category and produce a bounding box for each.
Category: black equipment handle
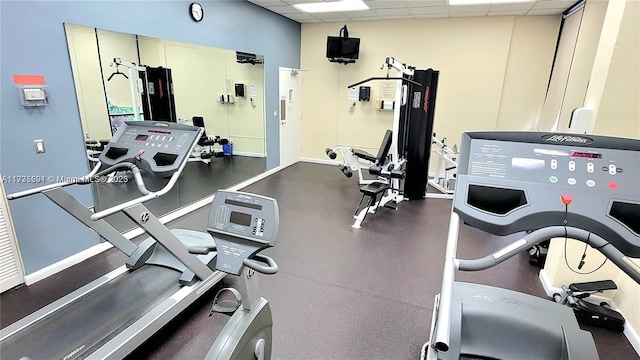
[243,254,278,275]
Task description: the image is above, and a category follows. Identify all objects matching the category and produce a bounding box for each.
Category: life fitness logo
[541,134,594,145]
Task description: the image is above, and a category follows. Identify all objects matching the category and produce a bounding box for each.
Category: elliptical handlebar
[243,254,279,275]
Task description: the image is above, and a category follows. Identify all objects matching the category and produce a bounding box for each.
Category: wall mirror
[64,23,267,232]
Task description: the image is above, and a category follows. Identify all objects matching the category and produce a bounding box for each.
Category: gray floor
[1,162,637,360]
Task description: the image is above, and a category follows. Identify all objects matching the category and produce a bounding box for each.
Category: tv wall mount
[328,25,358,65]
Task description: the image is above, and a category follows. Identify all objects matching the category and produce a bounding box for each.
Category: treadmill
[425,131,640,359]
[1,121,225,360]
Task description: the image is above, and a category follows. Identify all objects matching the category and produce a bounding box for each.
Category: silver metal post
[432,211,460,352]
[238,267,262,313]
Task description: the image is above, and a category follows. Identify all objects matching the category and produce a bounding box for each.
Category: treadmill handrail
[432,220,640,355]
[6,162,103,200]
[456,226,640,284]
[90,170,181,221]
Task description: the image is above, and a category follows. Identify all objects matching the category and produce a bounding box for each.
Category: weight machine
[325,57,439,228]
[188,116,229,165]
[108,58,146,122]
[108,57,178,126]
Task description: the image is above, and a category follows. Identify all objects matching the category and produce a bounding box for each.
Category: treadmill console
[207,190,279,275]
[454,132,640,257]
[99,121,201,178]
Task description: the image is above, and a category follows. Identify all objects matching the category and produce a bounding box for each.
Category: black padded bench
[353,130,395,221]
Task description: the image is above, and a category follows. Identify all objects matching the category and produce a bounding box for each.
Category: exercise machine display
[424,131,640,359]
[553,280,625,332]
[1,121,222,359]
[188,190,280,359]
[189,116,229,165]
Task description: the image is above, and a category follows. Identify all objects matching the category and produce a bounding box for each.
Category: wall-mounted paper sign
[348,87,358,101]
[380,81,396,99]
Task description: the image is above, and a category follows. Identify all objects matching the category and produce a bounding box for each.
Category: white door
[0,176,25,292]
[279,68,302,168]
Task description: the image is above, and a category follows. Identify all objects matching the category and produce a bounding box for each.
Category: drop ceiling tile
[408,0,448,6]
[284,0,325,3]
[341,9,379,18]
[284,12,321,20]
[313,13,352,21]
[248,0,289,6]
[410,6,448,15]
[449,11,488,17]
[384,15,416,19]
[489,2,535,11]
[265,5,302,14]
[349,16,384,21]
[374,7,412,16]
[415,13,450,18]
[488,9,528,16]
[526,8,565,15]
[531,0,576,10]
[448,4,490,13]
[367,1,409,9]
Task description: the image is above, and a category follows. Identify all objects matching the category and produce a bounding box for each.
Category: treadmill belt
[1,266,181,360]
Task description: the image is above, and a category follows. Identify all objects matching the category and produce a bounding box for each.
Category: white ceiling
[246,0,578,23]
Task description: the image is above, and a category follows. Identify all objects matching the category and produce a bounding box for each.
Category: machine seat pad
[360,181,389,197]
[352,149,377,163]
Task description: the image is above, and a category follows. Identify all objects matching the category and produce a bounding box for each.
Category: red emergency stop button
[561,194,574,205]
[609,182,618,190]
[138,149,145,155]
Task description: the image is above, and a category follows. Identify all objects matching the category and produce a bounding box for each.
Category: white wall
[300,16,560,160]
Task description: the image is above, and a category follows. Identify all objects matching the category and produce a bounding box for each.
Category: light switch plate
[34,139,45,154]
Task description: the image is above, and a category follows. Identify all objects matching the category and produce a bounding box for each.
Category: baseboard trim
[539,269,640,356]
[230,151,266,158]
[23,166,283,286]
[301,157,340,166]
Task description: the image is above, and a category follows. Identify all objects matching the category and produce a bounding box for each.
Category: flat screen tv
[326,36,360,60]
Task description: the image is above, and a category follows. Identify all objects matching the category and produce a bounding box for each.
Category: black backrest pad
[453,131,640,257]
[375,130,393,165]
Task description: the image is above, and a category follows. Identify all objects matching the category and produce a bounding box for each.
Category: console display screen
[135,134,149,141]
[512,158,545,171]
[571,151,602,159]
[230,211,251,226]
